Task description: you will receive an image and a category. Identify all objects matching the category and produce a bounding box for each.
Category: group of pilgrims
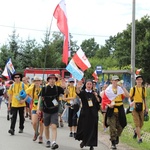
[0,73,148,150]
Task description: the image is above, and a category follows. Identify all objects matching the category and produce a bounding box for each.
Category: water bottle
[129,101,134,111]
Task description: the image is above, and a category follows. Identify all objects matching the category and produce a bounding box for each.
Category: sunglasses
[69,81,74,83]
[14,76,20,79]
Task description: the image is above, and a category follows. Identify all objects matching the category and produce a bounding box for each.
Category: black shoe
[80,142,84,148]
[138,138,143,144]
[133,130,137,139]
[25,113,28,118]
[57,123,59,128]
[69,132,73,137]
[60,121,64,127]
[8,129,14,135]
[111,144,117,149]
[73,132,76,138]
[90,146,94,150]
[111,141,117,149]
[115,136,119,144]
[18,129,23,133]
[7,115,10,121]
[51,143,59,149]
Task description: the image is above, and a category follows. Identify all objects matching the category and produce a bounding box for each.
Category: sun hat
[12,73,22,81]
[135,75,143,80]
[33,76,42,81]
[47,74,58,81]
[68,78,75,82]
[111,75,120,81]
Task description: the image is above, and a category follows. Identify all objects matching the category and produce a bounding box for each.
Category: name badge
[52,99,58,106]
[88,99,93,107]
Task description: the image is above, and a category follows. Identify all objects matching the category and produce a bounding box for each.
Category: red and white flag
[136,68,142,75]
[53,0,70,65]
[102,85,124,109]
[72,49,91,71]
[92,70,98,81]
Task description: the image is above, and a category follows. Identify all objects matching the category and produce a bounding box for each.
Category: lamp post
[131,0,136,87]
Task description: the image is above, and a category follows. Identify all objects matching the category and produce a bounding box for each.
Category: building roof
[102,70,131,74]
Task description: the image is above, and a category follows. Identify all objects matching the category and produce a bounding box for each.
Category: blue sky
[0,0,150,46]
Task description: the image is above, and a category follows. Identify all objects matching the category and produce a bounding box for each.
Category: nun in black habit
[75,79,101,150]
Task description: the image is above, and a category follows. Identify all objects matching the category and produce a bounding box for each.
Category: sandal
[33,132,39,141]
[38,136,43,144]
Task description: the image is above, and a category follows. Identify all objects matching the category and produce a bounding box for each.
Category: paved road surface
[0,102,109,150]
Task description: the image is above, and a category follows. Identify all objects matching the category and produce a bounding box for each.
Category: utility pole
[131,0,136,87]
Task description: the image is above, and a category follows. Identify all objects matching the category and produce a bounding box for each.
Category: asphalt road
[0,102,109,150]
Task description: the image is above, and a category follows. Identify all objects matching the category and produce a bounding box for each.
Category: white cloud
[0,0,150,46]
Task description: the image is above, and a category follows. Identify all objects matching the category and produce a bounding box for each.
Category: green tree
[80,38,99,58]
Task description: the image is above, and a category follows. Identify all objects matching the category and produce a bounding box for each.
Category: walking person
[22,76,31,119]
[75,79,101,150]
[63,78,78,138]
[8,73,28,135]
[25,76,43,143]
[55,74,66,127]
[129,75,148,143]
[37,74,64,149]
[0,79,6,109]
[102,75,129,149]
[100,84,108,131]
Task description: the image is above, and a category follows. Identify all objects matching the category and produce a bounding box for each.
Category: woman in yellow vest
[64,78,78,138]
[25,76,43,143]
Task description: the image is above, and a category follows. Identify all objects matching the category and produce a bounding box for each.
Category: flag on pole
[2,58,15,79]
[92,70,98,81]
[136,68,142,75]
[66,59,84,81]
[53,0,69,65]
[101,84,124,109]
[72,49,91,71]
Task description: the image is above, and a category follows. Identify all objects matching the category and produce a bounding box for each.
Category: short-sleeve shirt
[25,85,41,110]
[64,86,76,103]
[8,82,28,107]
[129,86,147,103]
[39,85,64,114]
[129,86,147,110]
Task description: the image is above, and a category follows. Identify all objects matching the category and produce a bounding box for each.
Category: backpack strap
[142,87,145,99]
[43,85,58,99]
[142,87,147,110]
[22,82,24,90]
[131,86,135,101]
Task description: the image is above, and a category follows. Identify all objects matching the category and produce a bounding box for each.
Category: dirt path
[99,129,135,150]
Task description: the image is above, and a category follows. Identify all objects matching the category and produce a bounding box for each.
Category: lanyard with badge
[86,92,94,107]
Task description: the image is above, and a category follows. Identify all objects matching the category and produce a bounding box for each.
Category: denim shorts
[32,110,37,114]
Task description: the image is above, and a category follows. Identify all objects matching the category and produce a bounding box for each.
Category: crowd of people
[0,73,149,150]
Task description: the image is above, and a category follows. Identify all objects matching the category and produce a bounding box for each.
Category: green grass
[120,133,150,150]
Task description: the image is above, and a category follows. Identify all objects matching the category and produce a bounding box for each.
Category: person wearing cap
[63,78,78,138]
[102,75,129,149]
[7,73,28,135]
[37,74,64,149]
[129,75,148,144]
[25,76,43,143]
[75,79,101,150]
